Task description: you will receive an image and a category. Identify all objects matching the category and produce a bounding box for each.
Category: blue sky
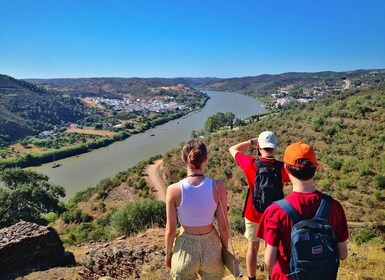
[1,0,385,79]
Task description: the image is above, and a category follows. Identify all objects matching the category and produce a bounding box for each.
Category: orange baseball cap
[284,142,319,167]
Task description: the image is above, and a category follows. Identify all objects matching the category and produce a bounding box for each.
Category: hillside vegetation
[164,84,385,224]
[34,82,384,279]
[0,74,86,145]
[25,77,221,98]
[0,74,209,168]
[2,80,385,279]
[203,69,385,105]
[56,83,385,245]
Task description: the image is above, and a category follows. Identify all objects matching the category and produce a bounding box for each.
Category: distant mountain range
[201,69,385,100]
[24,77,222,98]
[24,69,385,100]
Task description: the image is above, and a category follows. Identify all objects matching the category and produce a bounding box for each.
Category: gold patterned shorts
[171,229,225,280]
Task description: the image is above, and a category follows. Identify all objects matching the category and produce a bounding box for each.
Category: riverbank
[0,98,209,171]
[29,91,266,199]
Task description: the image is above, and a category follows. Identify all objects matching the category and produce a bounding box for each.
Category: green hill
[163,83,385,223]
[59,82,385,244]
[0,75,218,146]
[25,77,221,98]
[202,69,385,104]
[0,74,86,145]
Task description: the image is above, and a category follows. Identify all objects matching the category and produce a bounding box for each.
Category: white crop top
[177,177,218,227]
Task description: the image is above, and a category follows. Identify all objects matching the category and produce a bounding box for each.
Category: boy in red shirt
[257,142,349,280]
[229,131,289,280]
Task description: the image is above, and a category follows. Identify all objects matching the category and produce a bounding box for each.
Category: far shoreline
[0,96,210,171]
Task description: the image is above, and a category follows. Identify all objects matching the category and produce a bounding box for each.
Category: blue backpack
[275,194,339,280]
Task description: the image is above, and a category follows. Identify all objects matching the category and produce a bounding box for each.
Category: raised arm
[229,138,257,159]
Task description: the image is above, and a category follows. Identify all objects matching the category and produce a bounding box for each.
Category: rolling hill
[0,74,86,145]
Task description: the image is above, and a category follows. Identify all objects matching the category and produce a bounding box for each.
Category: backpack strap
[273,160,283,170]
[255,159,264,170]
[274,199,303,224]
[314,194,333,219]
[255,159,283,170]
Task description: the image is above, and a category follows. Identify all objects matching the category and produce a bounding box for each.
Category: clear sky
[1,0,385,79]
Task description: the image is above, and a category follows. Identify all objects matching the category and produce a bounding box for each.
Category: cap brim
[259,143,277,149]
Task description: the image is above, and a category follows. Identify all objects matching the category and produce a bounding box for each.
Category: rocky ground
[14,160,265,280]
[16,228,169,280]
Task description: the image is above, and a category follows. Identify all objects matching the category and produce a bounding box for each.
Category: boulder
[0,221,75,278]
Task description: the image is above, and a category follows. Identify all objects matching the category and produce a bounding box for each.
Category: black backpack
[252,160,284,213]
[275,194,339,280]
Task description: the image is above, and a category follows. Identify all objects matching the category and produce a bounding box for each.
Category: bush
[42,212,59,224]
[61,209,92,224]
[229,207,245,234]
[352,229,377,245]
[229,214,245,234]
[330,160,343,171]
[373,174,385,189]
[110,199,166,236]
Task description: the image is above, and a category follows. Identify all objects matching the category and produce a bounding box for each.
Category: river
[30,91,266,199]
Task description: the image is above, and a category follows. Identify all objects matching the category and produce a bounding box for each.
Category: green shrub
[373,174,385,190]
[229,207,244,234]
[42,212,58,224]
[374,191,382,201]
[330,160,343,171]
[368,237,385,245]
[61,209,92,224]
[110,199,166,236]
[229,214,245,234]
[352,229,377,245]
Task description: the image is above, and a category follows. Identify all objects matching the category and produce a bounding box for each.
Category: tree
[204,112,236,133]
[0,169,65,228]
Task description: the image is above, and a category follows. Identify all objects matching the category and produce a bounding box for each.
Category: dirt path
[145,159,167,201]
[343,79,351,90]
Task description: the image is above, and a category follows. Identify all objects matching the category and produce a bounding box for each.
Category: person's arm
[337,241,348,260]
[264,244,278,277]
[165,184,178,268]
[215,180,229,249]
[229,138,257,159]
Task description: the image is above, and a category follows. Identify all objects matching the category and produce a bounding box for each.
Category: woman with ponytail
[165,139,229,279]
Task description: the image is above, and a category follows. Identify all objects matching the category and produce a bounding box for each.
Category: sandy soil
[343,79,351,90]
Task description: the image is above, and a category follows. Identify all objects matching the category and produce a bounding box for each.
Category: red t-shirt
[235,152,290,223]
[257,191,349,280]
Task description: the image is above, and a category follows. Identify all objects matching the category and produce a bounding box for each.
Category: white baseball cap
[258,131,277,149]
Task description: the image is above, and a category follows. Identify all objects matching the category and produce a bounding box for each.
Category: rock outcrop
[0,221,74,278]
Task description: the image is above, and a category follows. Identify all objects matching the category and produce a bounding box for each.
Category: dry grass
[338,242,385,280]
[8,143,44,154]
[80,98,105,110]
[231,235,385,280]
[66,128,115,137]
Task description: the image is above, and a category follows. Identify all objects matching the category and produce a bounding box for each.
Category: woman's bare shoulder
[166,182,181,197]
